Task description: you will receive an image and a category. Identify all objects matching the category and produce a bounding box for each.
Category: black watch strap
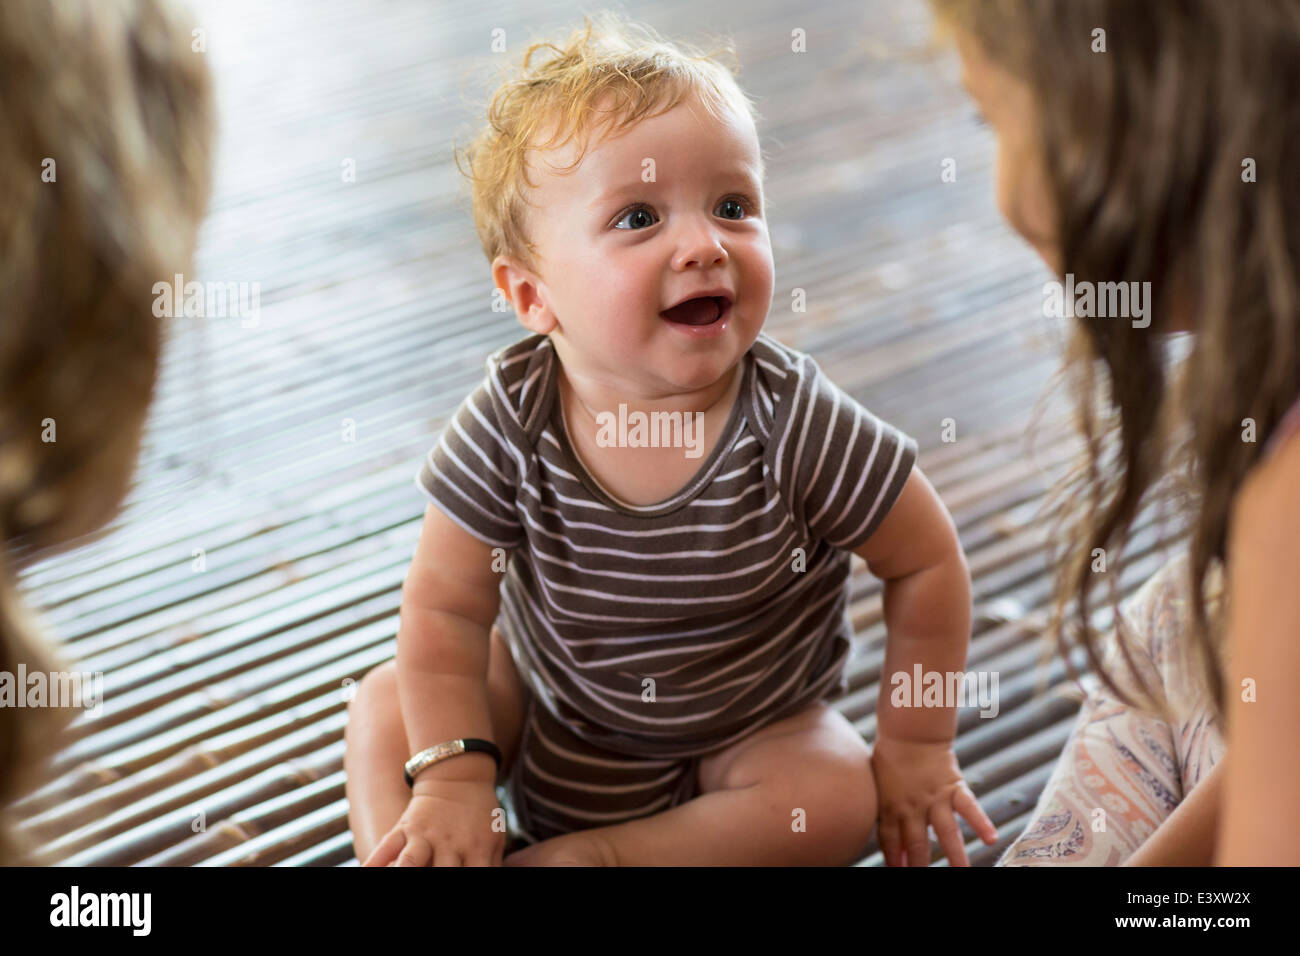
[404,738,503,787]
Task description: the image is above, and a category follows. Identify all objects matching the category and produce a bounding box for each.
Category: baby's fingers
[396,834,434,867]
[930,804,969,867]
[953,783,998,844]
[464,847,499,867]
[878,814,905,867]
[362,828,405,867]
[432,846,463,867]
[901,814,931,868]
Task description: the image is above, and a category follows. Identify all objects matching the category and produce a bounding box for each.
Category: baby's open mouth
[660,295,730,326]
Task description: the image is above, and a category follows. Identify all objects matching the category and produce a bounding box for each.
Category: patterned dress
[998,554,1225,865]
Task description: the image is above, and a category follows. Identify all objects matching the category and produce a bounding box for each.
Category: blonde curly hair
[457,13,760,272]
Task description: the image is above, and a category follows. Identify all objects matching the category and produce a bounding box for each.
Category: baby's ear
[492,254,557,335]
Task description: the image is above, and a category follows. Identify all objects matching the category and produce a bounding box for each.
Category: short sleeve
[415,374,526,550]
[770,354,917,551]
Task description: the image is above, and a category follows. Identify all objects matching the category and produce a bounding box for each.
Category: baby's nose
[673,227,728,270]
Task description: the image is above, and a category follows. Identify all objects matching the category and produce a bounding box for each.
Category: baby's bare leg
[505,701,875,866]
[343,627,527,861]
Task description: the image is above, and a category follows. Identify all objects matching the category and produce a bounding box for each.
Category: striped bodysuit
[416,332,916,842]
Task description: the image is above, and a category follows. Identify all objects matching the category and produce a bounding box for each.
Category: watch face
[406,742,461,778]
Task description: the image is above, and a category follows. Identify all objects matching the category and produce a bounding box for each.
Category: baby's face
[507,93,774,398]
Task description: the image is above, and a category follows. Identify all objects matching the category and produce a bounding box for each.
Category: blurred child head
[458,15,775,398]
[931,0,1300,714]
[0,0,214,862]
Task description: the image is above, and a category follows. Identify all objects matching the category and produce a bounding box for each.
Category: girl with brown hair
[0,0,214,864]
[932,0,1300,864]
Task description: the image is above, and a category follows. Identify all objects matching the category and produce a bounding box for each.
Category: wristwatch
[404,738,503,786]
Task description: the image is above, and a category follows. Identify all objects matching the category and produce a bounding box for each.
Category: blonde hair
[0,0,214,863]
[457,13,760,271]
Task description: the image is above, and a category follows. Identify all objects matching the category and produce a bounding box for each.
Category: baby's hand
[363,780,505,867]
[870,735,997,867]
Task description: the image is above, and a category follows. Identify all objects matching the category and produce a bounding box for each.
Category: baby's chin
[639,345,750,397]
[562,318,762,396]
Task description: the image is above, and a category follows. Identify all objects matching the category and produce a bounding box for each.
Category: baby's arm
[364,503,506,866]
[398,504,504,785]
[854,465,997,865]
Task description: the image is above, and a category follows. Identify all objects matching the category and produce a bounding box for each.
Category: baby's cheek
[740,236,775,310]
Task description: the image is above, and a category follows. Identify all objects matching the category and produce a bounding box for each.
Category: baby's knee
[792,749,876,864]
[361,658,398,695]
[753,728,875,864]
[345,660,399,730]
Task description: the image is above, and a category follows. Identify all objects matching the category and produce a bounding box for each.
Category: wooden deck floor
[12,0,1185,866]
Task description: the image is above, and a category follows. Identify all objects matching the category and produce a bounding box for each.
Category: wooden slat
[7,0,1164,867]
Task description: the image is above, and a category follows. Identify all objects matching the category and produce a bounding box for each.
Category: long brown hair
[931,0,1300,716]
[0,0,214,863]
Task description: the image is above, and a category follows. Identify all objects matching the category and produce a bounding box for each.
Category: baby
[346,15,996,866]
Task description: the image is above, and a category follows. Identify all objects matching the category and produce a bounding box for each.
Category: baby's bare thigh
[696,701,872,796]
[692,703,875,863]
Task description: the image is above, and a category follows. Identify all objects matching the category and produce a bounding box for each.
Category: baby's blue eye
[716,198,747,220]
[614,206,658,230]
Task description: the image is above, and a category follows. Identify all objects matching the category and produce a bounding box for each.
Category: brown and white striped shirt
[416,333,917,760]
